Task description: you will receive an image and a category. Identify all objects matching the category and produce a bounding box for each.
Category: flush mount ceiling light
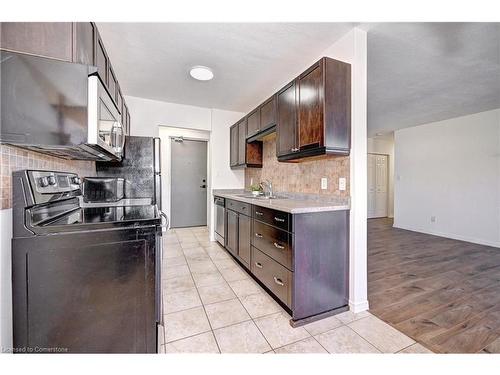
[189,66,214,81]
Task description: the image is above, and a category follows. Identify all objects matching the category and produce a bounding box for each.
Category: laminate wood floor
[368,218,500,353]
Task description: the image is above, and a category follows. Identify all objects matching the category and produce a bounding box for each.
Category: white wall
[321,28,369,313]
[394,108,500,248]
[368,135,395,217]
[0,209,13,351]
[125,95,245,239]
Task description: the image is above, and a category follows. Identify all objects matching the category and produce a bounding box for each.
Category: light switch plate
[339,177,346,191]
[321,178,328,190]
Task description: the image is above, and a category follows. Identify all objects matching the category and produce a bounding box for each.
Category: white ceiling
[366,22,500,137]
[97,23,353,112]
[98,23,500,136]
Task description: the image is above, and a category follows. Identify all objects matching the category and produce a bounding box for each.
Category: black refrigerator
[96,136,162,207]
[96,135,165,334]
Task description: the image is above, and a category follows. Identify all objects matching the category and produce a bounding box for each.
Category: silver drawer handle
[273,277,284,286]
[273,242,285,250]
[255,211,264,216]
[255,262,263,269]
[255,233,263,238]
[274,217,285,222]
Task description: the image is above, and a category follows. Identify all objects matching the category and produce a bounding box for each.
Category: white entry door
[367,153,388,218]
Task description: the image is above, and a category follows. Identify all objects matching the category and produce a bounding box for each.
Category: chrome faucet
[260,180,273,198]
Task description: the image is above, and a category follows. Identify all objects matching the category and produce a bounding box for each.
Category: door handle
[200,184,206,188]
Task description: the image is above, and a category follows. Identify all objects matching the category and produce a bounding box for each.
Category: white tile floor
[158,226,433,354]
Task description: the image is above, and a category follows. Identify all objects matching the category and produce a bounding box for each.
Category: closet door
[375,155,388,218]
[367,154,388,218]
[367,154,377,218]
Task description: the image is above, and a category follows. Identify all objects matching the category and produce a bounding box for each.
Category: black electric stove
[11,170,164,353]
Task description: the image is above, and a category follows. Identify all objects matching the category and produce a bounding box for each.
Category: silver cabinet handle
[255,211,263,216]
[274,217,285,222]
[273,242,285,250]
[255,233,263,238]
[273,277,284,286]
[255,262,263,269]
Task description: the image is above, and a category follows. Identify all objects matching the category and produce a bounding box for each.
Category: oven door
[87,75,125,159]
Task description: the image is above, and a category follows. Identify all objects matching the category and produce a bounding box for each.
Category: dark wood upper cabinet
[0,22,73,61]
[276,80,298,158]
[230,124,239,167]
[277,57,351,161]
[95,33,108,86]
[73,22,95,65]
[108,66,118,102]
[260,95,277,131]
[237,119,247,165]
[246,109,260,138]
[298,62,324,150]
[117,86,123,115]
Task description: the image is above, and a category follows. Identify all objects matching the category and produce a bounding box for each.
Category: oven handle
[160,211,169,229]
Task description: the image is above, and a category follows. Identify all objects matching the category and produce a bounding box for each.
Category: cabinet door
[73,22,95,65]
[298,62,324,150]
[95,33,108,85]
[108,66,118,103]
[276,81,298,157]
[237,119,247,165]
[260,95,276,131]
[229,125,238,167]
[117,87,123,116]
[126,109,131,135]
[246,109,260,137]
[0,22,73,61]
[226,210,239,257]
[238,214,251,267]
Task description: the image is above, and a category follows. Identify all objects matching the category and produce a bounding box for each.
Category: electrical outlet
[321,178,328,190]
[431,216,436,223]
[339,177,346,191]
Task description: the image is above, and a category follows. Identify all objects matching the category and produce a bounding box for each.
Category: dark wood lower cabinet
[217,195,349,326]
[226,209,238,257]
[238,214,251,267]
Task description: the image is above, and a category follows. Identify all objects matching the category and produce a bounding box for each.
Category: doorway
[170,137,208,228]
[367,153,388,218]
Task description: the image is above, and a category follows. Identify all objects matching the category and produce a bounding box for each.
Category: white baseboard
[393,223,500,248]
[349,299,369,313]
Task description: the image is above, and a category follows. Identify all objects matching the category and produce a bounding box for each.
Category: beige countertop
[213,189,350,214]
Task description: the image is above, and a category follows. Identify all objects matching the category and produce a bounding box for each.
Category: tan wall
[245,133,350,197]
[0,145,95,209]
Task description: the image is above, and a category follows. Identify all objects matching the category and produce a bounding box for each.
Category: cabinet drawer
[253,205,291,231]
[253,220,292,270]
[226,199,251,216]
[251,247,292,308]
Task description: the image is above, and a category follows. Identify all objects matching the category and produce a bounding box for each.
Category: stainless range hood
[0,51,124,161]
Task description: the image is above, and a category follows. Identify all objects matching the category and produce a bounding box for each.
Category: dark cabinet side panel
[0,22,73,61]
[292,210,349,320]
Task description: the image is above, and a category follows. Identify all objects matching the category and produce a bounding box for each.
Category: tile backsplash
[0,145,96,210]
[245,133,350,197]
